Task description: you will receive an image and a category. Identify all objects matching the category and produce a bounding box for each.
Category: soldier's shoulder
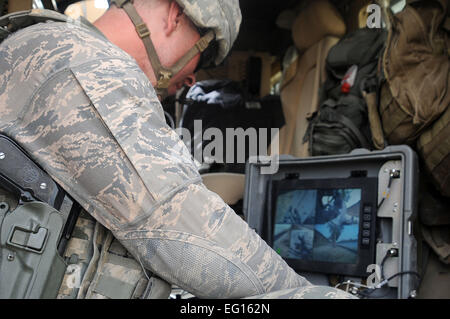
[1,19,130,64]
[0,17,145,125]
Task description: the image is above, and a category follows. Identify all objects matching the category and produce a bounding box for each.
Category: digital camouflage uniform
[0,10,355,299]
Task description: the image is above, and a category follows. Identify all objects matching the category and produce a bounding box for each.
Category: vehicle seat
[204,1,346,208]
[274,0,346,157]
[202,173,246,206]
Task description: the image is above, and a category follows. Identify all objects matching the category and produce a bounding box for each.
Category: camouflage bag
[417,106,450,197]
[58,212,171,299]
[379,0,449,145]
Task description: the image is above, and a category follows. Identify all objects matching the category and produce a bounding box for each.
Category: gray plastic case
[244,146,419,299]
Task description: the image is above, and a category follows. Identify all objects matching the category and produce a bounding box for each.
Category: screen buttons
[363,204,373,223]
[361,205,373,246]
[363,205,372,214]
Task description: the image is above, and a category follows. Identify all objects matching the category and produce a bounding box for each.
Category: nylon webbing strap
[170,30,215,75]
[111,0,215,99]
[111,0,167,86]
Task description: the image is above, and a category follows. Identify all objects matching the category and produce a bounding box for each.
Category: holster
[0,134,81,298]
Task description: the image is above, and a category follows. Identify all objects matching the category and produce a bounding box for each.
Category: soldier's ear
[165,1,183,36]
[183,74,196,87]
[173,74,196,92]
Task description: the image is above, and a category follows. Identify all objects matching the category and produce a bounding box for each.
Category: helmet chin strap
[111,0,215,100]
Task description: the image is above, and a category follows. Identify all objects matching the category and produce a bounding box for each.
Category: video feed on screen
[273,188,361,264]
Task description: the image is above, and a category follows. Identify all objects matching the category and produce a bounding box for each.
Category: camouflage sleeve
[0,22,355,299]
[246,286,357,299]
[67,58,313,298]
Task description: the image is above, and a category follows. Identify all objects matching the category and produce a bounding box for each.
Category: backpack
[379,0,449,197]
[380,0,449,145]
[417,106,450,197]
[304,28,387,156]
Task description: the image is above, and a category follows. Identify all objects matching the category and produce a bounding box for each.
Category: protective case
[243,146,419,299]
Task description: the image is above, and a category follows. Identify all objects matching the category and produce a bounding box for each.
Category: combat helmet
[110,0,242,99]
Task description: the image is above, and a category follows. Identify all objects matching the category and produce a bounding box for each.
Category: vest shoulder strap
[0,9,104,44]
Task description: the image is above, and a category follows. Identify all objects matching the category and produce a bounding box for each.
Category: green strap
[93,252,143,299]
[111,0,167,85]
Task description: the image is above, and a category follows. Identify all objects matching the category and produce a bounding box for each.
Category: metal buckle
[136,23,150,39]
[156,70,172,89]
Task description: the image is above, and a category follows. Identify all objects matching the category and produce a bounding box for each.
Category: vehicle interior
[0,0,449,299]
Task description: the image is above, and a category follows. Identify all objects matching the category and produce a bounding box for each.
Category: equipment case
[243,146,420,299]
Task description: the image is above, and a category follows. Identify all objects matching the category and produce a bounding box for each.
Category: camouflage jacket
[0,17,354,299]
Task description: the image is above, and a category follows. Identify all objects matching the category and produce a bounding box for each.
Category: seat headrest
[292,0,346,52]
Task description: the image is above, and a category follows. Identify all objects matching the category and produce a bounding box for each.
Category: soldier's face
[125,1,202,98]
[162,14,202,97]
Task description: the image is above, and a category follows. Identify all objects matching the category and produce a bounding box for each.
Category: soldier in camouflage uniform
[0,0,355,299]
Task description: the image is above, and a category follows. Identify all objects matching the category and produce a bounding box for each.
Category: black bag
[304,28,387,156]
[181,80,285,174]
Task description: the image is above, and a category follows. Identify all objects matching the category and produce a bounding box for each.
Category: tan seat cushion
[272,0,346,158]
[279,36,341,157]
[202,173,245,205]
[292,0,346,53]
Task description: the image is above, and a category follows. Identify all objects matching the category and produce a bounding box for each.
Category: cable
[335,249,421,299]
[378,170,393,208]
[380,248,398,281]
[357,286,391,299]
[386,271,421,284]
[335,280,371,290]
[378,169,401,209]
[357,248,398,298]
[356,271,422,299]
[333,250,396,293]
